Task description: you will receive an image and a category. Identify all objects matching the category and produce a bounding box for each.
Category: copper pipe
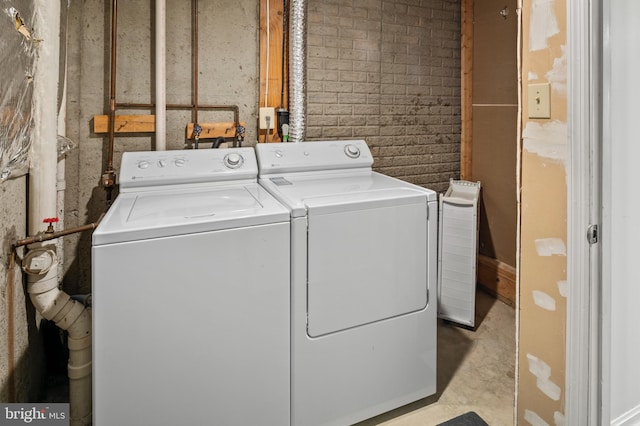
[107,0,118,170]
[13,218,103,248]
[107,0,118,171]
[7,250,16,402]
[100,0,241,183]
[192,0,199,123]
[116,102,240,126]
[102,0,119,205]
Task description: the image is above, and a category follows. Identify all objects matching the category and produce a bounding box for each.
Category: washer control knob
[158,160,167,168]
[174,158,186,167]
[138,160,150,169]
[224,152,244,169]
[344,144,360,158]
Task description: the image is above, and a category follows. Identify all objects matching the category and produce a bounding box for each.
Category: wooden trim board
[259,0,287,142]
[477,254,516,306]
[93,115,156,133]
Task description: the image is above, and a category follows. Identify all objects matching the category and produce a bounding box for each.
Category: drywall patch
[557,280,567,297]
[533,290,556,311]
[527,353,562,401]
[546,45,567,96]
[525,409,550,426]
[534,238,566,257]
[522,120,568,166]
[528,71,539,80]
[554,411,566,426]
[529,0,559,51]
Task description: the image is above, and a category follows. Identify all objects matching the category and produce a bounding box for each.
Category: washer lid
[92,184,289,245]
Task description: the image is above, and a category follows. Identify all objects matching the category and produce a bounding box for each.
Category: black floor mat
[437,411,490,426]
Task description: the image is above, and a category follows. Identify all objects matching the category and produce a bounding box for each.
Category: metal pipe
[102,0,119,204]
[13,220,103,248]
[7,250,15,402]
[192,0,199,124]
[116,102,240,127]
[155,0,167,151]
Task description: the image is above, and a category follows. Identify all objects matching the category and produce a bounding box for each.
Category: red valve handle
[43,217,59,233]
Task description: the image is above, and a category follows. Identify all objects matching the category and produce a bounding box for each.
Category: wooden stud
[259,0,288,142]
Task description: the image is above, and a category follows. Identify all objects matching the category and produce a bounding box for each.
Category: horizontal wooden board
[93,115,156,133]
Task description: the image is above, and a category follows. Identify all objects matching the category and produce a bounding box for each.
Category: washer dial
[224,152,244,169]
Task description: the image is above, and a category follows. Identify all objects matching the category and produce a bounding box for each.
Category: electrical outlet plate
[259,107,275,130]
[528,83,551,119]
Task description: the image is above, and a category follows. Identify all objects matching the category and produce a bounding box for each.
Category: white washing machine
[256,140,438,426]
[92,148,291,426]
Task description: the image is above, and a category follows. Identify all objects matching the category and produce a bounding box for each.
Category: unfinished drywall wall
[63,0,260,291]
[471,0,517,269]
[518,0,568,424]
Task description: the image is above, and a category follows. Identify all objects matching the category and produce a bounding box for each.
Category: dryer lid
[92,184,289,245]
[259,171,437,217]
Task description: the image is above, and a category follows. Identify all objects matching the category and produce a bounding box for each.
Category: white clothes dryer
[92,148,290,426]
[256,140,437,426]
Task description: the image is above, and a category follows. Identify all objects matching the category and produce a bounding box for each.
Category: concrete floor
[356,290,516,426]
[44,290,516,425]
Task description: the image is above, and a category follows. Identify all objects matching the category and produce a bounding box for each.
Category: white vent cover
[437,179,481,328]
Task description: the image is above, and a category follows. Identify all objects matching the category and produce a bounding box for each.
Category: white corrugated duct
[289,0,307,142]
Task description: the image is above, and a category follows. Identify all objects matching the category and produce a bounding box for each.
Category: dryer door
[305,191,429,337]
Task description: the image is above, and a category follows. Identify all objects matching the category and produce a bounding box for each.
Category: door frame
[566,0,602,423]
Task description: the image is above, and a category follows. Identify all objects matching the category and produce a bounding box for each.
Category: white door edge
[566,0,603,424]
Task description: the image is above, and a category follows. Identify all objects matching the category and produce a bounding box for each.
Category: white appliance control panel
[256,140,373,175]
[119,148,257,191]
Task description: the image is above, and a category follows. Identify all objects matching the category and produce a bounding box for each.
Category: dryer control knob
[137,160,150,169]
[345,144,360,158]
[174,158,186,167]
[224,152,244,169]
